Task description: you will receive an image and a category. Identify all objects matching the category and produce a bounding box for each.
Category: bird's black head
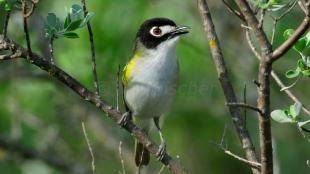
[136,17,189,49]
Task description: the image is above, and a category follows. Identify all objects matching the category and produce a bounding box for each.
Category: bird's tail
[135,140,150,166]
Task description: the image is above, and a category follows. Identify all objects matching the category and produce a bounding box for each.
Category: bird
[120,17,190,167]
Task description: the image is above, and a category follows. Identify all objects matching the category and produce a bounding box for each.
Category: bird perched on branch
[120,17,190,167]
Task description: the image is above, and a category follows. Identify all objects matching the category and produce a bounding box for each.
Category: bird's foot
[156,142,166,161]
[118,112,131,126]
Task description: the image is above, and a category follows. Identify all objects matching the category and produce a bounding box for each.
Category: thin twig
[118,141,126,174]
[245,29,262,59]
[258,9,266,29]
[222,0,246,22]
[214,125,261,168]
[49,37,55,64]
[226,102,263,115]
[243,84,247,127]
[197,1,259,174]
[220,147,262,168]
[271,71,310,117]
[82,121,96,174]
[158,165,165,174]
[22,0,32,59]
[3,10,11,38]
[81,0,100,97]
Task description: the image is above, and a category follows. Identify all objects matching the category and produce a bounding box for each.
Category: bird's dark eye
[150,27,162,37]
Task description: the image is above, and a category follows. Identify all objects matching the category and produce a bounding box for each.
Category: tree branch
[197,1,259,174]
[234,1,273,173]
[226,102,263,115]
[272,16,310,61]
[81,0,100,96]
[0,35,188,174]
[2,10,11,38]
[22,0,33,58]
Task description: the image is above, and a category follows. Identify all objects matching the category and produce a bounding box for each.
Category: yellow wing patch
[122,50,145,86]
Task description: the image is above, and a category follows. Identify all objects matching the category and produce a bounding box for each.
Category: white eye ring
[150,27,162,37]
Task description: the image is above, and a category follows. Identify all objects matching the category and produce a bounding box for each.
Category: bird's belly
[124,60,178,118]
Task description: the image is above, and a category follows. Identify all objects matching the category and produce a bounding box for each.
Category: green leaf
[271,109,296,123]
[46,13,57,28]
[62,32,79,39]
[270,0,281,5]
[289,102,302,119]
[70,4,83,21]
[297,59,306,71]
[79,12,95,27]
[285,69,300,78]
[4,3,11,11]
[65,19,83,31]
[305,31,310,46]
[64,13,71,29]
[302,69,310,75]
[294,37,306,52]
[283,29,294,40]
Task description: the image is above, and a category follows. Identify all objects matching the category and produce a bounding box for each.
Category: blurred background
[0,0,309,173]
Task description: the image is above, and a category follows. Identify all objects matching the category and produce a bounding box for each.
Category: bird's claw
[118,112,131,126]
[156,143,166,161]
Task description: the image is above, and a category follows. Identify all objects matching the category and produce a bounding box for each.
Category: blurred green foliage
[0,0,310,174]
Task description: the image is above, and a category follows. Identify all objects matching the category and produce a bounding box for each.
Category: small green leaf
[297,59,306,71]
[302,69,310,76]
[290,102,302,119]
[70,4,83,21]
[285,69,300,78]
[305,31,310,46]
[65,19,83,31]
[46,13,57,27]
[62,32,79,39]
[64,13,71,29]
[271,109,296,123]
[283,29,294,40]
[294,37,306,52]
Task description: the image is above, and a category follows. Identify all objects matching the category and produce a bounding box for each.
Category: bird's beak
[168,26,190,39]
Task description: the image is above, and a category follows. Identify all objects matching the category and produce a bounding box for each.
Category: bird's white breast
[124,42,179,119]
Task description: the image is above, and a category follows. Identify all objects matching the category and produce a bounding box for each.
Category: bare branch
[234,1,273,173]
[2,10,11,38]
[226,102,263,115]
[22,0,33,58]
[197,1,259,174]
[49,37,55,64]
[0,36,188,174]
[219,146,262,168]
[222,0,246,22]
[81,0,100,96]
[118,141,126,174]
[82,122,96,174]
